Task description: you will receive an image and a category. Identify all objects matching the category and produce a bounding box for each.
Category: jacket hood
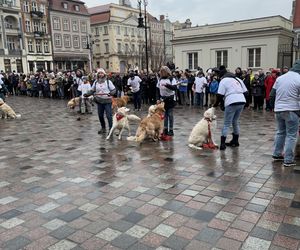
[290,59,300,74]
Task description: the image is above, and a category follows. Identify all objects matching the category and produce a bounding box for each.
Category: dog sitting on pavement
[106,107,141,140]
[188,107,218,150]
[0,98,21,119]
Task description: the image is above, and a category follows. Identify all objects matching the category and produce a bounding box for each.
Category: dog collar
[205,117,212,122]
[160,114,165,120]
[116,114,124,121]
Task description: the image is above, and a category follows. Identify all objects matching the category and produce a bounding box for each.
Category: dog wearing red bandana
[106,107,141,140]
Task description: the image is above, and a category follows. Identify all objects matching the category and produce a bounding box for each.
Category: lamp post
[137,0,149,75]
[86,34,94,73]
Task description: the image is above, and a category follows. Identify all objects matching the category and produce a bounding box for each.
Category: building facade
[0,0,26,73]
[89,3,145,73]
[160,15,174,65]
[49,0,90,72]
[173,16,294,72]
[292,0,300,60]
[20,0,52,73]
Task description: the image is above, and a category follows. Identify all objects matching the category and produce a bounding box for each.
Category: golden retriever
[106,107,141,140]
[0,98,21,119]
[67,96,93,109]
[112,95,130,110]
[127,102,165,143]
[188,107,218,150]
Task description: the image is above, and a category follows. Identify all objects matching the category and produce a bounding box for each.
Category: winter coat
[49,78,57,92]
[251,78,264,97]
[264,76,277,100]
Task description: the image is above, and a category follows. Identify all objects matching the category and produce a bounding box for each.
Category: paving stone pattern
[1,96,300,249]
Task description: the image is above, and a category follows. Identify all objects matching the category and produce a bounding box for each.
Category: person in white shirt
[193,71,207,108]
[214,65,248,150]
[127,72,142,111]
[270,60,300,167]
[78,76,92,114]
[157,66,177,136]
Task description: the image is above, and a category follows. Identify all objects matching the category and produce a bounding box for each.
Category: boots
[225,133,239,147]
[220,136,226,150]
[163,128,168,135]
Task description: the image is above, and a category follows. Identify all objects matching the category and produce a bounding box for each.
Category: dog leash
[203,118,217,149]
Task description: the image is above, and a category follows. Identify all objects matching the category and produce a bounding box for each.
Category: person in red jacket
[264,69,278,111]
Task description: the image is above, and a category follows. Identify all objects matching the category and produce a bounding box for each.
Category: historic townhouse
[49,0,90,72]
[173,16,294,72]
[0,0,26,73]
[20,0,53,72]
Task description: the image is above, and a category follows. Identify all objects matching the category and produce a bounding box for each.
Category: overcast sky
[84,0,294,25]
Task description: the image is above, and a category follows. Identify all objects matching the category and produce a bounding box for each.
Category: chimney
[160,15,165,21]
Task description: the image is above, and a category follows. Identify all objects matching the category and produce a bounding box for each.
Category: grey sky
[84,0,294,25]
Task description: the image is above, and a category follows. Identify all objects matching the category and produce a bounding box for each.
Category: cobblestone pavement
[1,96,300,250]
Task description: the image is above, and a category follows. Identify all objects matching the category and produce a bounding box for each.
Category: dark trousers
[164,108,174,131]
[133,91,141,110]
[97,103,113,129]
[253,96,264,110]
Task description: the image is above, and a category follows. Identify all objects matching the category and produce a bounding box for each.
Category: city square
[1,97,300,249]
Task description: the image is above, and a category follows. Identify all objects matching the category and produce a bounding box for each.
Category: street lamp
[86,34,94,73]
[137,0,149,75]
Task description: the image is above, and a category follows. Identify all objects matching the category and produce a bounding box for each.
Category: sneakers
[272,155,284,161]
[283,162,296,167]
[168,130,174,136]
[98,129,106,134]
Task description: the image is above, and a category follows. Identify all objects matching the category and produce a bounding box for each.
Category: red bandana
[160,114,165,120]
[116,114,124,121]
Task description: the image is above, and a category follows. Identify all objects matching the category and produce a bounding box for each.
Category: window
[118,43,121,53]
[117,26,120,35]
[53,17,60,30]
[41,23,46,33]
[63,19,69,31]
[74,5,80,11]
[28,40,33,52]
[131,44,135,53]
[82,36,87,49]
[131,28,135,36]
[105,43,109,53]
[54,34,62,47]
[81,22,87,33]
[7,37,15,50]
[125,44,129,53]
[106,61,109,69]
[31,2,37,11]
[188,52,198,70]
[25,20,31,32]
[44,40,49,53]
[63,2,68,9]
[64,35,71,47]
[33,21,39,32]
[73,36,80,48]
[95,27,99,36]
[248,48,261,68]
[104,26,108,35]
[72,20,78,32]
[216,50,228,68]
[36,40,42,53]
[39,4,45,13]
[124,27,128,36]
[23,1,29,12]
[5,18,13,29]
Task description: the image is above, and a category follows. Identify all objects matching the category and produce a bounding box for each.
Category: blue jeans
[222,104,244,137]
[194,92,204,107]
[97,103,113,130]
[164,108,174,130]
[133,91,141,110]
[273,111,299,163]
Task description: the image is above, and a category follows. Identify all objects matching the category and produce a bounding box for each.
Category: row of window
[94,26,143,37]
[188,48,262,70]
[54,34,87,49]
[61,2,80,12]
[25,20,47,33]
[23,1,45,14]
[52,17,87,33]
[27,40,50,53]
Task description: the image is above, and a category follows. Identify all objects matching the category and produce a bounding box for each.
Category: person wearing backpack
[85,68,116,134]
[209,75,219,106]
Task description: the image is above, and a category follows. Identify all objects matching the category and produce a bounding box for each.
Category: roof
[90,12,110,24]
[49,0,89,15]
[88,4,110,15]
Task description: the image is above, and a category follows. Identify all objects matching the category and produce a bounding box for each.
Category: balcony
[30,10,44,18]
[34,31,45,37]
[5,28,19,36]
[8,49,22,56]
[0,0,13,7]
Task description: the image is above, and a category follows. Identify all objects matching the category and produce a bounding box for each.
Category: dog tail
[136,129,146,143]
[127,114,141,122]
[188,144,203,150]
[127,136,137,141]
[16,114,21,119]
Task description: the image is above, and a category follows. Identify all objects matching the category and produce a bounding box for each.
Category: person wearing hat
[214,65,248,150]
[86,68,116,134]
[270,60,300,167]
[127,71,142,111]
[264,69,278,111]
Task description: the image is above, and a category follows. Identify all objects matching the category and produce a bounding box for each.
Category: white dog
[0,98,21,119]
[106,107,141,140]
[188,107,218,150]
